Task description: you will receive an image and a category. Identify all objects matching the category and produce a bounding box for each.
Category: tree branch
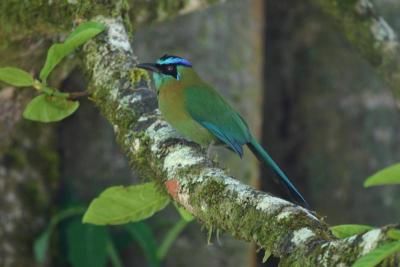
[309,0,400,106]
[81,17,399,265]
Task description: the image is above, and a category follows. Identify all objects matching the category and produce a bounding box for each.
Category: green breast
[158,80,215,146]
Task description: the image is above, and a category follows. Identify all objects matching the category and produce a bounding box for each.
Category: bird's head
[136,55,193,88]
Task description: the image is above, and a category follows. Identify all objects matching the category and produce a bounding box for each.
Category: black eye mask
[158,64,178,79]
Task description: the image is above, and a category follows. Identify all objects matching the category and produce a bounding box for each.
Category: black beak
[136,63,160,73]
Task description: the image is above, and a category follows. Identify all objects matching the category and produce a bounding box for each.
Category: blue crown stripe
[157,56,192,67]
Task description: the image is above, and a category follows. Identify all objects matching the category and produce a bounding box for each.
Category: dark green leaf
[0,67,34,87]
[40,21,105,81]
[83,183,170,225]
[173,203,194,222]
[23,94,79,122]
[331,224,374,239]
[33,207,85,263]
[352,241,400,267]
[125,222,160,267]
[67,219,110,267]
[51,206,86,225]
[34,230,50,263]
[364,163,400,187]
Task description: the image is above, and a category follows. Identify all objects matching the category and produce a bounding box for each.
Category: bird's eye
[166,65,174,72]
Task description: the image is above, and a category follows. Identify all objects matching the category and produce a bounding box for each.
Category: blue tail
[248,137,309,208]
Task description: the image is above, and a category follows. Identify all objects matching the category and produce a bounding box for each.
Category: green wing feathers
[184,84,251,156]
[183,84,308,207]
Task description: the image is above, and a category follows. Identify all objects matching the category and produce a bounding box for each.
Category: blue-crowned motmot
[137,55,309,208]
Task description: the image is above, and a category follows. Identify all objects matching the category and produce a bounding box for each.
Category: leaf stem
[107,241,125,267]
[68,91,91,100]
[33,80,43,91]
[157,219,189,260]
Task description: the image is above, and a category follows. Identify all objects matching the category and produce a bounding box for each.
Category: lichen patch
[360,229,382,255]
[145,120,181,153]
[256,195,289,213]
[277,209,294,221]
[164,146,204,177]
[291,228,315,246]
[106,19,132,52]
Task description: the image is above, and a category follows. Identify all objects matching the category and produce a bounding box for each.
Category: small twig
[68,91,91,100]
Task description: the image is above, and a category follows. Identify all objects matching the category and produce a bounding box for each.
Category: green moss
[190,179,225,227]
[0,0,219,39]
[0,0,128,38]
[128,133,157,177]
[130,68,150,87]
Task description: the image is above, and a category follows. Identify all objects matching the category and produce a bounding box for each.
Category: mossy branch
[309,0,400,106]
[81,17,399,266]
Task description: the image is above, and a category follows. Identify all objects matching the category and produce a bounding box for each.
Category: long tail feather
[247,137,309,208]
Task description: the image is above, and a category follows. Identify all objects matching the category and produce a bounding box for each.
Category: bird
[137,54,309,208]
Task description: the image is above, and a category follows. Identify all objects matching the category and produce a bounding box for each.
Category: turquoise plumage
[137,55,309,208]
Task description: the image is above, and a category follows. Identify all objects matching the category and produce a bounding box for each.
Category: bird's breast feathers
[158,82,215,145]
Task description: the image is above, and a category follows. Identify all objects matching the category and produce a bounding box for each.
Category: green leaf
[66,21,106,42]
[39,44,66,82]
[352,241,400,267]
[83,183,170,225]
[34,230,50,263]
[40,21,105,81]
[387,229,400,240]
[125,223,160,267]
[364,163,400,187]
[157,219,189,260]
[262,250,271,263]
[331,224,374,239]
[67,219,110,267]
[173,203,194,222]
[0,67,34,87]
[23,94,79,122]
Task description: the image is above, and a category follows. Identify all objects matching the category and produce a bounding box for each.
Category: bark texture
[0,88,58,267]
[81,17,400,266]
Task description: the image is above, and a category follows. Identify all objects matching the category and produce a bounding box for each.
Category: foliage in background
[329,165,400,266]
[364,163,400,187]
[34,182,194,267]
[0,21,105,122]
